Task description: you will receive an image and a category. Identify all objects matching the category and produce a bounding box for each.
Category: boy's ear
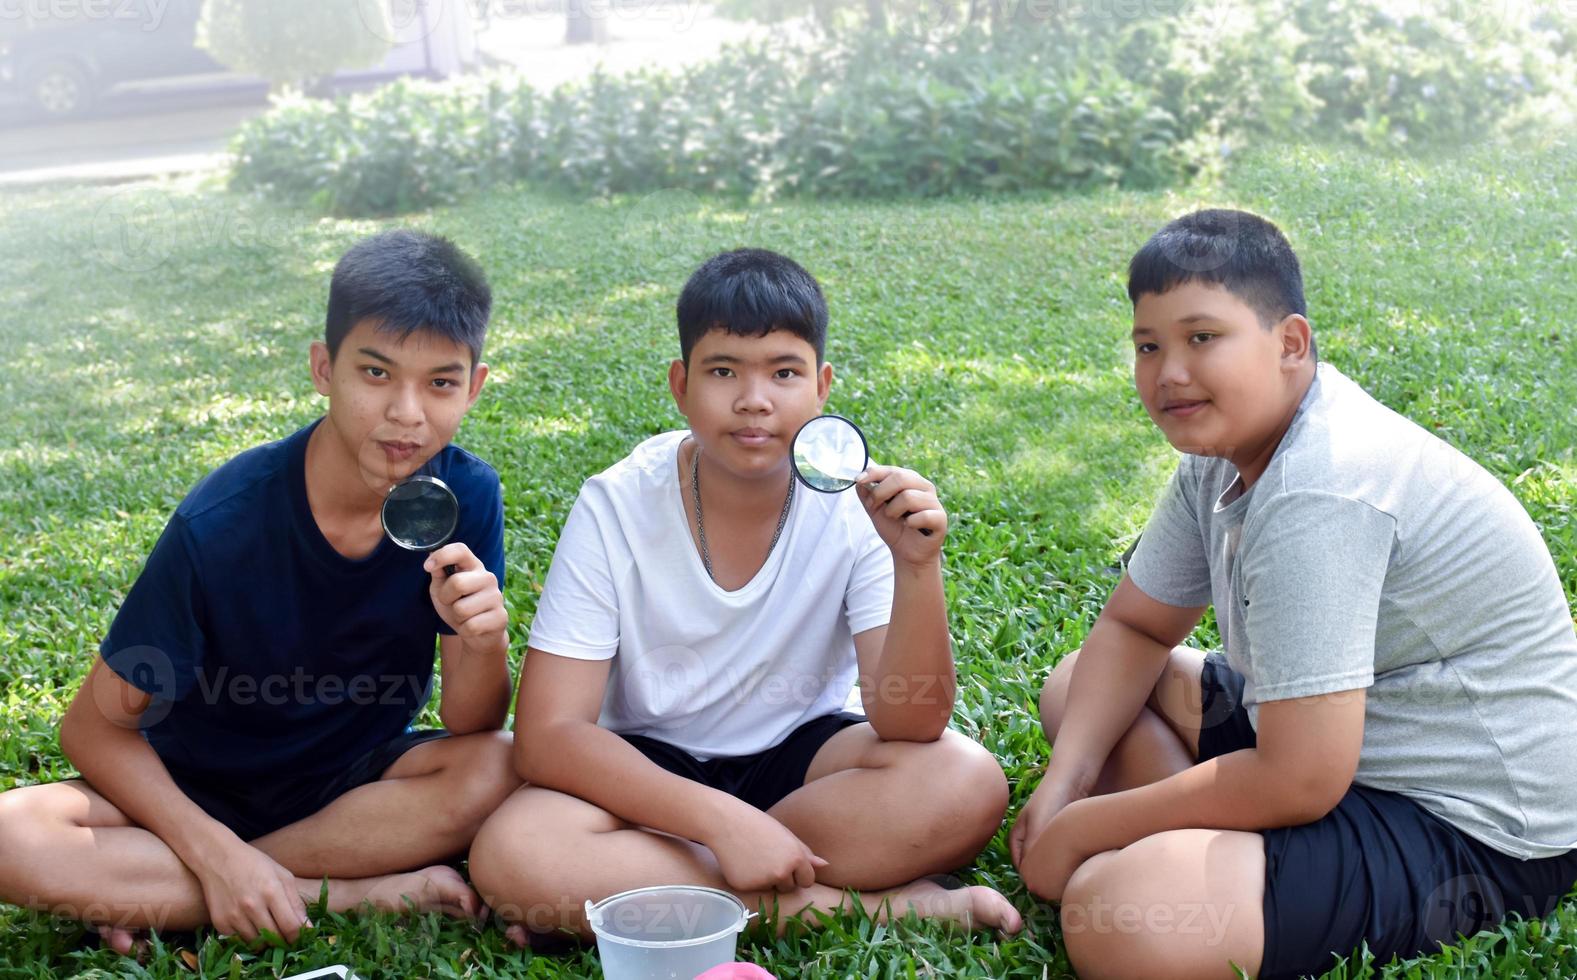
[816,361,834,408]
[465,362,490,410]
[668,358,689,410]
[309,341,333,396]
[1278,314,1314,367]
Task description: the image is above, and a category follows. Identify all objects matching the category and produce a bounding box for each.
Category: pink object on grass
[693,964,777,980]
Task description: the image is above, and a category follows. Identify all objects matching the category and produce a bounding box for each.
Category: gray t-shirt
[1128,362,1577,859]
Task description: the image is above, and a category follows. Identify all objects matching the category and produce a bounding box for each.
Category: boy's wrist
[458,630,508,658]
[892,554,943,578]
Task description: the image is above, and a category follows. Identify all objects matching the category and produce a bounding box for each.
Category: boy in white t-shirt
[470,249,1022,943]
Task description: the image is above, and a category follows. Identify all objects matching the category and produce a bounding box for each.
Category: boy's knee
[469,790,589,932]
[916,736,1009,857]
[0,790,23,871]
[1040,647,1082,741]
[443,732,521,837]
[0,789,55,894]
[1059,852,1129,975]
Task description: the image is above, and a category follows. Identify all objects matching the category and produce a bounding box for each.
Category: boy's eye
[774,368,798,380]
[1136,343,1158,355]
[432,378,457,389]
[710,367,734,378]
[1190,333,1215,344]
[364,366,388,379]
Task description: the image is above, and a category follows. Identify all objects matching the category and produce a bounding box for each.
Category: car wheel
[28,60,94,118]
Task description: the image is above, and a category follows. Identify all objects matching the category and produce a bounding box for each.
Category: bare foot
[362,865,483,920]
[876,877,1025,935]
[96,924,149,958]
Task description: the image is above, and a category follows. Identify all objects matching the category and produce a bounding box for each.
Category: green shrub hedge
[229,0,1577,216]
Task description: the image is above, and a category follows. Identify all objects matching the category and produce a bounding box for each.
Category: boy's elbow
[511,721,556,783]
[1280,769,1352,825]
[439,706,507,737]
[868,708,951,743]
[57,711,84,769]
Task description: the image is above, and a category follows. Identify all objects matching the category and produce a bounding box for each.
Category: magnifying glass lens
[792,416,870,493]
[381,476,461,571]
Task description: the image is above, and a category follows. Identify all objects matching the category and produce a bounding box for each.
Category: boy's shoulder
[175,422,311,528]
[1250,363,1501,518]
[579,429,687,501]
[426,439,503,500]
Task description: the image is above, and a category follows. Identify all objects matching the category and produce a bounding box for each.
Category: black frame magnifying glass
[380,474,461,576]
[790,415,932,535]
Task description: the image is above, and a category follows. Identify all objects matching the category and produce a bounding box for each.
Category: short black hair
[325,230,492,365]
[1128,209,1314,356]
[676,249,827,365]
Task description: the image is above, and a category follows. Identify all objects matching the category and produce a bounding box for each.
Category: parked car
[0,0,224,117]
[0,0,479,119]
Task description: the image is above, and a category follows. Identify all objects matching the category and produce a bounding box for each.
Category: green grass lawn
[2,136,1575,978]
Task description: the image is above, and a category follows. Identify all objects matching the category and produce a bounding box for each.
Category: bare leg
[469,786,1024,945]
[1037,648,1265,977]
[1060,828,1265,979]
[252,731,519,878]
[767,726,1009,890]
[0,782,481,936]
[1039,646,1206,795]
[0,733,515,955]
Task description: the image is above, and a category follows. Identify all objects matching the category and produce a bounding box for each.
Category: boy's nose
[387,386,425,424]
[1157,352,1191,387]
[734,381,773,413]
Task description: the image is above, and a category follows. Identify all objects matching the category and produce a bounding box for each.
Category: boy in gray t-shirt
[1009,209,1577,980]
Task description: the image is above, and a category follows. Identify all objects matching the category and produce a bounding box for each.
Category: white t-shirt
[527,430,895,760]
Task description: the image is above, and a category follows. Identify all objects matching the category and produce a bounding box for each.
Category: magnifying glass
[791,415,932,535]
[381,474,460,576]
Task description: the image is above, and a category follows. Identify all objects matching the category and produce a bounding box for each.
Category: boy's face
[310,318,488,495]
[1131,282,1311,463]
[669,328,832,481]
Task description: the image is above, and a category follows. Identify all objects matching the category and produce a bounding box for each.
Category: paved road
[0,4,767,188]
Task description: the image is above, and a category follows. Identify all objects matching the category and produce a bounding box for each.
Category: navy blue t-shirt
[101,418,506,782]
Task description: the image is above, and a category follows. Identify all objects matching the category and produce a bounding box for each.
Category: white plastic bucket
[585,885,755,980]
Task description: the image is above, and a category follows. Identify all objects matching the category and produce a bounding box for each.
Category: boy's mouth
[1161,399,1210,418]
[379,440,422,461]
[731,428,773,446]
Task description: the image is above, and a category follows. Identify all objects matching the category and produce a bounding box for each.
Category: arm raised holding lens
[853,463,955,742]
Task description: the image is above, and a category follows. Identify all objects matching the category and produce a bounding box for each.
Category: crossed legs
[1036,647,1266,979]
[468,725,1022,942]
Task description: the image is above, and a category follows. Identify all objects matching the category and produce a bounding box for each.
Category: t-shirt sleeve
[526,490,621,660]
[100,514,207,703]
[844,509,894,635]
[1126,458,1213,608]
[1240,491,1394,702]
[441,465,507,636]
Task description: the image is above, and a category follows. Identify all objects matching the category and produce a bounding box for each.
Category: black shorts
[163,728,450,842]
[621,712,866,812]
[1199,653,1577,979]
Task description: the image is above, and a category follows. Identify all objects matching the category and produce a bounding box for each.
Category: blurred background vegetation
[226,0,1577,214]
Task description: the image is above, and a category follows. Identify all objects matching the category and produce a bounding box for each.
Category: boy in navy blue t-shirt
[0,230,518,954]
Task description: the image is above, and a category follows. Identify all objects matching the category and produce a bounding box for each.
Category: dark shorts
[621,712,866,812]
[164,728,450,842]
[1199,653,1577,979]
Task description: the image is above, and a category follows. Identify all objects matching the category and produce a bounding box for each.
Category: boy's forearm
[867,559,956,741]
[1042,615,1174,793]
[438,637,512,734]
[518,719,743,844]
[1059,747,1339,858]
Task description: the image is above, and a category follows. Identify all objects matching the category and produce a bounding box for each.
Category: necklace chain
[691,442,794,583]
